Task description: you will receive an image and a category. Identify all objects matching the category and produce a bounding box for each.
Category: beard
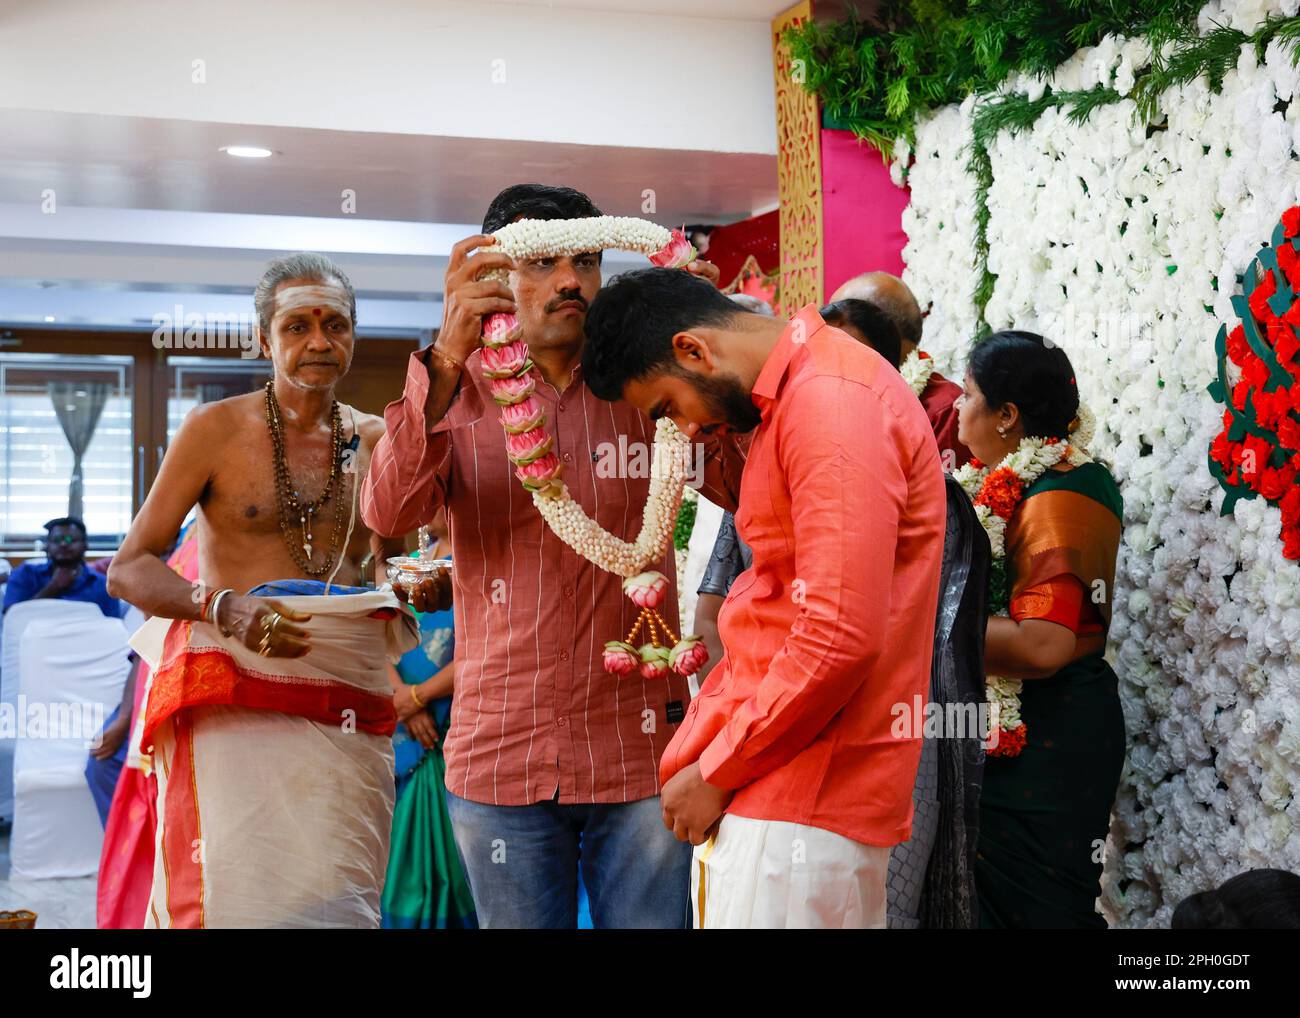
[690,371,762,434]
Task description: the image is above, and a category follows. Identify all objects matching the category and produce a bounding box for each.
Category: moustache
[546,293,588,313]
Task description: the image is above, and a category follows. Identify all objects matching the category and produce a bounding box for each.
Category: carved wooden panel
[771,1,824,314]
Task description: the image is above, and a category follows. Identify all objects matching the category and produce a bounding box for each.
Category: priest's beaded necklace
[263,379,348,577]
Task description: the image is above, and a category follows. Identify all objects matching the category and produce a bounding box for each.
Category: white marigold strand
[530,419,689,577]
[483,216,693,281]
[899,349,936,397]
[478,216,697,578]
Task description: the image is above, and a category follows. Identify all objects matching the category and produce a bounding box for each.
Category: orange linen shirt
[659,305,947,847]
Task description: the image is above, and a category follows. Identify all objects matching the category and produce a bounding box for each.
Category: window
[0,354,134,550]
[0,328,416,556]
[167,356,272,442]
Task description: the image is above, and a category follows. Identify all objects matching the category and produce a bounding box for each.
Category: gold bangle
[409,684,426,708]
[428,344,464,373]
[208,588,235,638]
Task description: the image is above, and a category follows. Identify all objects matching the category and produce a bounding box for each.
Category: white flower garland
[490,215,678,264]
[476,215,707,679]
[953,406,1095,556]
[531,418,690,576]
[480,216,696,576]
[899,348,936,397]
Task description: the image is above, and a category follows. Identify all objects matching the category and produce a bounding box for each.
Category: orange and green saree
[975,461,1126,929]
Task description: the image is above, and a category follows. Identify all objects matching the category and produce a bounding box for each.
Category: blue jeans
[445,790,691,929]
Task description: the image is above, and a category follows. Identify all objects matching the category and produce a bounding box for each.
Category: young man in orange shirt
[583,268,946,929]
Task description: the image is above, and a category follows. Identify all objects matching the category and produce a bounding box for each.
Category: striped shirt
[361,347,745,805]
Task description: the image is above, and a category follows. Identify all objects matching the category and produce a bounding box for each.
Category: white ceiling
[0,109,776,225]
[0,0,778,154]
[0,0,783,331]
[476,0,793,17]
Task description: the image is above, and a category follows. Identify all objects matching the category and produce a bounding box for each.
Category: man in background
[108,252,418,928]
[362,184,745,929]
[832,272,970,468]
[3,516,122,618]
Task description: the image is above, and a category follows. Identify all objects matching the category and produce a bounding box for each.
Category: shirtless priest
[108,253,447,928]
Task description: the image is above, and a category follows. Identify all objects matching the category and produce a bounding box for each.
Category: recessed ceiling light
[221,145,273,159]
[43,315,55,322]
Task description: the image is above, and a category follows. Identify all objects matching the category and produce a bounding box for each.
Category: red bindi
[312,307,322,316]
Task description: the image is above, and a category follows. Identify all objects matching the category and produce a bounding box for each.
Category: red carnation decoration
[1284,206,1300,238]
[974,467,1023,520]
[1209,204,1300,557]
[988,724,1027,758]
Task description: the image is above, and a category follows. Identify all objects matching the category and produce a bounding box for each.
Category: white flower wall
[898,2,1300,927]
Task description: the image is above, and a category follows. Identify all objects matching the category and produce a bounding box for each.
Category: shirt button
[558,402,567,412]
[562,452,572,463]
[563,585,574,597]
[557,716,568,727]
[559,649,569,661]
[689,701,698,713]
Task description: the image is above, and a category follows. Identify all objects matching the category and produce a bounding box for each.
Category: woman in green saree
[383,510,476,929]
[956,331,1126,929]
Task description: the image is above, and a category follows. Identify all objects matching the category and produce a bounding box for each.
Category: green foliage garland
[784,1,1202,158]
[787,5,1300,334]
[673,489,697,552]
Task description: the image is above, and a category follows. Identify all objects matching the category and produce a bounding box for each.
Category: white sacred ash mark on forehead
[273,284,351,321]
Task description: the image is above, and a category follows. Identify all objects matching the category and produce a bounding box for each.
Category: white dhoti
[691,814,891,929]
[130,590,418,929]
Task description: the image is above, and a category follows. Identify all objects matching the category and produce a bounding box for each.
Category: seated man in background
[108,252,439,928]
[832,271,970,468]
[3,516,122,618]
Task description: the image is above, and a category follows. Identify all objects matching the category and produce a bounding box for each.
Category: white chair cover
[10,615,129,879]
[0,599,104,824]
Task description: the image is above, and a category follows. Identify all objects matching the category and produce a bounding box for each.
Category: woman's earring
[997,426,1007,437]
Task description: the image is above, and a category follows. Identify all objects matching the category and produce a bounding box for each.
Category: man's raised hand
[435,234,517,366]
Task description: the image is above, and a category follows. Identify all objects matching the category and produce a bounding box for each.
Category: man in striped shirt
[361,185,745,928]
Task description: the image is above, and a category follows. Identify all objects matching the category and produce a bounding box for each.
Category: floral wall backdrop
[897,1,1300,927]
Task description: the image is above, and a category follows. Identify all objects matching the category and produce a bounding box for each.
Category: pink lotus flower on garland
[622,570,669,609]
[515,452,563,494]
[648,228,697,269]
[482,312,521,348]
[602,641,640,676]
[638,644,671,680]
[500,396,546,434]
[481,339,532,379]
[489,373,537,406]
[668,635,708,677]
[505,427,554,465]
